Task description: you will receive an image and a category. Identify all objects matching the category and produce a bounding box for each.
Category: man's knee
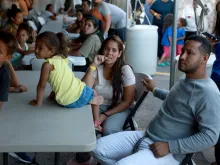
[92,138,106,160]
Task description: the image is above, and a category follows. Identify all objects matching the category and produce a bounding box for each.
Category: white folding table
[0,71,96,165]
[39,15,80,40]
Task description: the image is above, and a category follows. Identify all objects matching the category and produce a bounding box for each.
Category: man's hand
[149,142,170,158]
[29,99,41,106]
[141,78,156,92]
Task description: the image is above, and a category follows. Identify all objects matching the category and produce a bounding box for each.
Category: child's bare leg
[92,104,100,122]
[158,55,166,63]
[89,90,104,105]
[92,104,103,132]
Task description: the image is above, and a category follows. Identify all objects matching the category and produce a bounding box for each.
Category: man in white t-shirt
[181,0,197,41]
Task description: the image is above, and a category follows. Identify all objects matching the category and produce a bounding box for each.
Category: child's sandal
[94,121,103,133]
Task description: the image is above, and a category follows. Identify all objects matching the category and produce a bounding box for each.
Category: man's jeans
[93,131,179,165]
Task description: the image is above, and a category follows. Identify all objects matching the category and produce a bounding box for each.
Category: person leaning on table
[0,31,32,164]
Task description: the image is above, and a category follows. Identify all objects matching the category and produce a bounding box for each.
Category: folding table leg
[3,153,9,165]
[55,152,60,165]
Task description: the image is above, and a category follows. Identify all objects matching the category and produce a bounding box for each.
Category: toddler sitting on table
[29,31,104,132]
[11,23,35,70]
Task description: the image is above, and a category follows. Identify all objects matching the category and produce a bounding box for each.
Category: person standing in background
[143,0,153,25]
[150,0,173,58]
[181,0,197,42]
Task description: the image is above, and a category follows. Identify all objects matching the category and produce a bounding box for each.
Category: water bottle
[62,13,68,37]
[63,13,67,25]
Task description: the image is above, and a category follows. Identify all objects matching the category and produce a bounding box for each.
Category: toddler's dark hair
[76,9,85,15]
[163,14,173,32]
[179,18,187,27]
[0,31,17,55]
[7,4,22,20]
[36,32,70,57]
[17,23,31,35]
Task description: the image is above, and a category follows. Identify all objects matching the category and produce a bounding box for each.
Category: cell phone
[202,32,220,42]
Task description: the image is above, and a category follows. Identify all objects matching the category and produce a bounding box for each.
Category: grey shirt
[146,78,220,162]
[98,2,126,29]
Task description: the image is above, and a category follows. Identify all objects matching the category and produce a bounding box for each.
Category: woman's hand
[29,99,41,106]
[92,55,107,67]
[155,13,161,20]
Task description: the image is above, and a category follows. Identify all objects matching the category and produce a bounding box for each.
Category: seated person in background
[93,35,220,165]
[2,4,23,37]
[11,23,35,70]
[82,0,91,13]
[29,32,104,131]
[69,15,104,71]
[66,9,85,34]
[0,31,30,164]
[41,4,57,21]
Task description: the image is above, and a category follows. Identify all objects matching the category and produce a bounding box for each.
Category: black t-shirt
[0,64,10,102]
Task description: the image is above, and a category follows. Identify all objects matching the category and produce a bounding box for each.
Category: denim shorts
[64,86,94,108]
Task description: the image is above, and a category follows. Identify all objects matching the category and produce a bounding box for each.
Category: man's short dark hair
[187,35,212,56]
[82,0,91,7]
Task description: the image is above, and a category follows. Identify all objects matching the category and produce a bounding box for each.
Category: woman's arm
[81,55,106,88]
[18,0,29,16]
[24,0,34,9]
[81,65,96,88]
[104,85,135,116]
[4,61,28,92]
[103,15,111,36]
[150,9,161,20]
[30,62,52,106]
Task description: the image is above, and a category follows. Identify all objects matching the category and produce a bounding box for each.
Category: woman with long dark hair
[82,35,136,136]
[211,1,220,165]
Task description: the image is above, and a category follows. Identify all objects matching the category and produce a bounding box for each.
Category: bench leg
[3,153,8,165]
[55,152,60,165]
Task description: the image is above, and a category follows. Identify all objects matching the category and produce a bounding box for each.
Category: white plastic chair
[30,57,73,70]
[37,16,46,26]
[27,20,38,32]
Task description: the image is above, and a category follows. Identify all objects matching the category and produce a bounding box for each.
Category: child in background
[11,23,35,70]
[2,4,23,37]
[158,14,173,67]
[29,32,104,132]
[176,18,187,56]
[66,9,85,33]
